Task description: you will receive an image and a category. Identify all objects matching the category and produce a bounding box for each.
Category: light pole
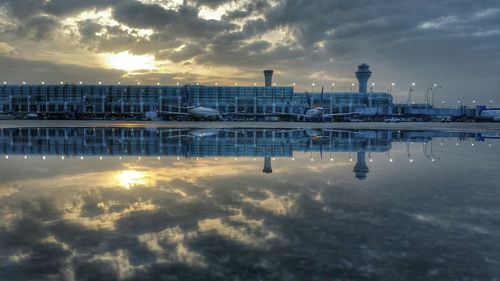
[490,100,494,107]
[441,100,445,108]
[350,83,355,93]
[431,84,442,106]
[370,83,375,93]
[408,82,416,104]
[311,82,315,93]
[425,85,433,104]
[389,82,395,95]
[472,100,477,107]
[330,83,335,93]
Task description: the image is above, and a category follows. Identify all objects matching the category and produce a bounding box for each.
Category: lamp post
[408,82,416,104]
[370,83,375,93]
[389,82,395,95]
[311,82,315,92]
[431,84,442,106]
[350,83,355,93]
[330,83,335,93]
[441,100,445,108]
[425,85,433,104]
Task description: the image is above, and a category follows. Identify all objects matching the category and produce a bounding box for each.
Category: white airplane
[288,87,360,121]
[164,105,225,120]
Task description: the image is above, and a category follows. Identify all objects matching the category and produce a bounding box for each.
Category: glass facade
[0,84,392,118]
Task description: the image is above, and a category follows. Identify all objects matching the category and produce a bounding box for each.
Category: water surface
[0,127,499,280]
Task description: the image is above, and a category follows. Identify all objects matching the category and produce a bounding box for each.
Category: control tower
[263,70,273,87]
[355,64,372,94]
[353,152,369,180]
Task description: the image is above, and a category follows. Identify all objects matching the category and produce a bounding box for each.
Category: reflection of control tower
[263,156,273,173]
[353,152,369,180]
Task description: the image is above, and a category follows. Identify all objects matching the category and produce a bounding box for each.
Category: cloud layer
[0,0,499,101]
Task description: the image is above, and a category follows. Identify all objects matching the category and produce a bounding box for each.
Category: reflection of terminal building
[0,127,478,179]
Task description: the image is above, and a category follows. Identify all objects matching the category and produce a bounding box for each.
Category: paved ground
[1,120,500,132]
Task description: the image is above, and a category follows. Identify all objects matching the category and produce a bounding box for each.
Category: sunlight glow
[105,51,156,72]
[117,170,147,189]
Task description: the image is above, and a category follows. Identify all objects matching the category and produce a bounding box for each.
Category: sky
[0,0,499,104]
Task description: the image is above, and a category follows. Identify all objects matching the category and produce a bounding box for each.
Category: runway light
[292,158,295,161]
[60,81,64,85]
[119,156,122,160]
[41,81,45,85]
[176,82,179,85]
[157,82,160,86]
[2,82,6,85]
[254,83,257,86]
[369,158,373,162]
[177,156,180,160]
[456,142,459,146]
[215,158,218,161]
[253,158,256,161]
[22,81,26,85]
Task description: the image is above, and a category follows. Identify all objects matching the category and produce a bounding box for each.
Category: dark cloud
[0,0,499,99]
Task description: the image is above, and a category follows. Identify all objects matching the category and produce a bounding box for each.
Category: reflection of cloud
[0,185,17,198]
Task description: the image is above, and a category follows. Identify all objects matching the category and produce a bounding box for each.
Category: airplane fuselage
[188,107,221,119]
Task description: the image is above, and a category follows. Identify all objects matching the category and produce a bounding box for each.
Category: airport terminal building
[0,65,393,120]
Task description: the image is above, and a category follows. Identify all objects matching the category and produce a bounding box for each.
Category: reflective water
[0,127,499,281]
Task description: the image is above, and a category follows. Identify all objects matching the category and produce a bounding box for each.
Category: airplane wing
[322,112,361,118]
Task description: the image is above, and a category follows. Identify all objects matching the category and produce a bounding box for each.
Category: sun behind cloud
[104,51,156,72]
